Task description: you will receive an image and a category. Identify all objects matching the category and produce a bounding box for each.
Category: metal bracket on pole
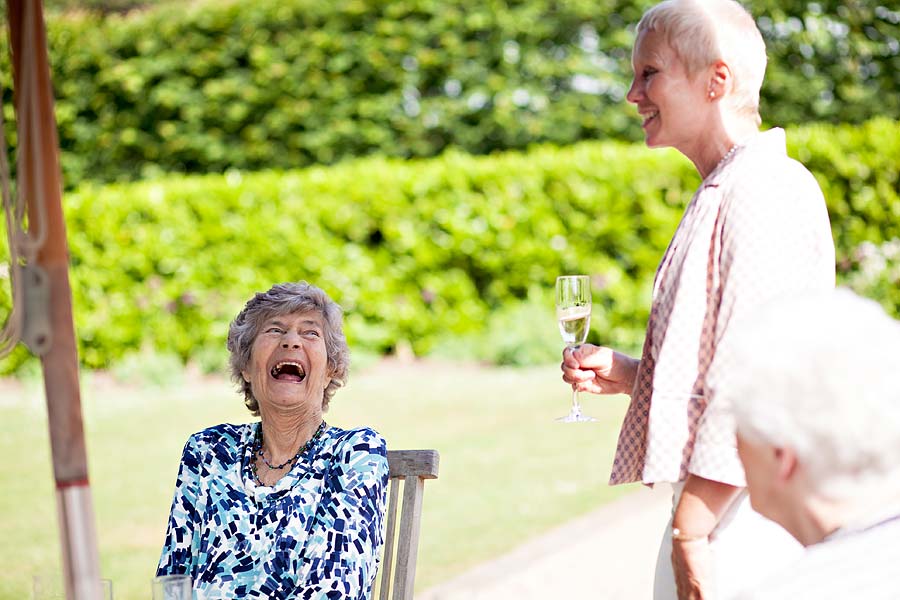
[21,263,52,355]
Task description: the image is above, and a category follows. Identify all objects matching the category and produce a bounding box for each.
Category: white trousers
[653,482,803,600]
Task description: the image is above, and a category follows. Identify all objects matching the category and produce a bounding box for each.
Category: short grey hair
[636,0,767,125]
[720,289,900,500]
[226,281,349,415]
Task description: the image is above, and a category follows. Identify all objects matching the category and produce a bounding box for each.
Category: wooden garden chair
[378,449,440,600]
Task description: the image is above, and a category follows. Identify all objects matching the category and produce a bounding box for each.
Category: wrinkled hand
[560,344,639,396]
[672,538,714,600]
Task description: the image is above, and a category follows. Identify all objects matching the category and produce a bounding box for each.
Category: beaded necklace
[714,143,740,172]
[250,420,327,486]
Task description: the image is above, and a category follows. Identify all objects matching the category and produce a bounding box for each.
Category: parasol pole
[5,1,103,598]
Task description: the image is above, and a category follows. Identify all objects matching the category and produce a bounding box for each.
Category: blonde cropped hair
[637,0,767,125]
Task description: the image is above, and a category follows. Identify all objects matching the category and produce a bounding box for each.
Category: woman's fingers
[562,343,608,368]
[561,344,638,396]
[574,380,606,394]
[562,367,594,385]
[571,344,614,371]
[561,344,582,368]
[562,345,613,384]
[561,355,598,384]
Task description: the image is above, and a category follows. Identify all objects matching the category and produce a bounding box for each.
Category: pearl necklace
[250,421,327,485]
[714,143,740,172]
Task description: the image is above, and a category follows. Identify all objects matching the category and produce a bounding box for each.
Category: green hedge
[1,0,898,187]
[1,119,898,373]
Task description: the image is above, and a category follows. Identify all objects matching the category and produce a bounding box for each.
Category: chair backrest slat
[379,449,440,600]
[378,478,401,600]
[393,475,425,599]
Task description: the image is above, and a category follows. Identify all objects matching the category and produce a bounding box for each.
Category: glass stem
[570,387,582,416]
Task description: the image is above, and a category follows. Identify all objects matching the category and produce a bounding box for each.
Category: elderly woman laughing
[157,282,388,599]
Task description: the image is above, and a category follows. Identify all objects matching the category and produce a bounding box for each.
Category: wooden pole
[5,1,103,598]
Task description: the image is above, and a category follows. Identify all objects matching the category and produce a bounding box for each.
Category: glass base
[556,411,598,423]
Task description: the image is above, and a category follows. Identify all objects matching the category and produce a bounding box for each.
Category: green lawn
[0,361,635,599]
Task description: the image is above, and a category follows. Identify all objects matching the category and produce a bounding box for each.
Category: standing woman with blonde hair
[561,0,835,598]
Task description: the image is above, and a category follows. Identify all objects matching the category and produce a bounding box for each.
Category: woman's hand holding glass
[555,275,596,422]
[561,344,640,397]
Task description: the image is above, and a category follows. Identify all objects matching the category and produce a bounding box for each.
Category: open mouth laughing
[270,361,306,383]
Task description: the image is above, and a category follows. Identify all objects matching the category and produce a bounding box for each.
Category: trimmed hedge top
[1,0,898,187]
[1,118,897,373]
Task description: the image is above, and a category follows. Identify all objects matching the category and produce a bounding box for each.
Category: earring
[709,90,716,99]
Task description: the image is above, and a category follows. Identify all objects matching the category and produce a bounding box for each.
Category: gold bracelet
[671,527,708,543]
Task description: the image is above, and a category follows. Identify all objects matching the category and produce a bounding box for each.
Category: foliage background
[2,119,898,375]
[1,0,898,187]
[0,0,898,376]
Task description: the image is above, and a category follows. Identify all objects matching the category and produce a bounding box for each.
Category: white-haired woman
[722,289,900,599]
[561,0,835,598]
[157,282,388,599]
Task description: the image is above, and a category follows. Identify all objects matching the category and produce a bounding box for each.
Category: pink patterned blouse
[609,128,835,487]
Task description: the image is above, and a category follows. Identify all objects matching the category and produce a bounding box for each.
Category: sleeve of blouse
[298,429,389,600]
[156,435,204,577]
[689,161,835,486]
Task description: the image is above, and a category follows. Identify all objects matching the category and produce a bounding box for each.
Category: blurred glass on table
[152,574,192,600]
[33,574,113,599]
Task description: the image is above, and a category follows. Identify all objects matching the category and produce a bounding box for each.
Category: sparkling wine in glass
[556,275,597,422]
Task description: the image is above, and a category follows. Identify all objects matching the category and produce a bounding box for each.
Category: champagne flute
[151,575,192,600]
[556,275,597,422]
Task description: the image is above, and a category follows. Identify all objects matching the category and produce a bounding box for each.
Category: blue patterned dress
[157,423,389,599]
